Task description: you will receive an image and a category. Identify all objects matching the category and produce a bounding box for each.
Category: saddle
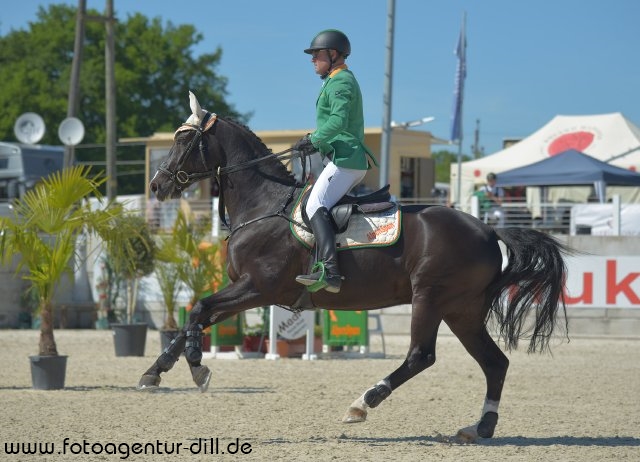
[300,184,395,233]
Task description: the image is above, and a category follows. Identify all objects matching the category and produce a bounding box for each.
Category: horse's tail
[488,228,572,353]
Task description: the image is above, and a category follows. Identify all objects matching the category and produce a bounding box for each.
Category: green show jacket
[309,65,378,170]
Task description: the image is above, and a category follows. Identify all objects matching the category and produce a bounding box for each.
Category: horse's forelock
[185,113,202,126]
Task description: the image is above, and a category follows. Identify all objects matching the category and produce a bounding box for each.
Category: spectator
[480,172,505,227]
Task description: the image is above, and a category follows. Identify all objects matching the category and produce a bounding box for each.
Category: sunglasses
[311,49,327,59]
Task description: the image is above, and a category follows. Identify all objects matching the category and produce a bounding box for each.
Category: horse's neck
[216,129,295,223]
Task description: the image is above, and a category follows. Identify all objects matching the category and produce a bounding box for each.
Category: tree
[105,214,156,324]
[0,4,249,193]
[0,166,137,356]
[432,149,472,183]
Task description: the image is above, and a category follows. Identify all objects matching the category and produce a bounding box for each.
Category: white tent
[451,113,640,209]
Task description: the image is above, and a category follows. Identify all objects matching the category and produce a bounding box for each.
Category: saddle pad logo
[290,199,402,250]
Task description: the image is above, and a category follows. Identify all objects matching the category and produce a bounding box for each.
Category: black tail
[488,228,572,353]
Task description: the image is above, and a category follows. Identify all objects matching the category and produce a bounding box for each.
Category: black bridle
[157,113,311,237]
[157,116,216,191]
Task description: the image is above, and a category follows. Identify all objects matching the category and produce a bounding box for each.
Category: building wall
[142,126,437,200]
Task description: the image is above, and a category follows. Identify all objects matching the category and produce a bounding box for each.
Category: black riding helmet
[304,29,351,79]
[304,29,351,57]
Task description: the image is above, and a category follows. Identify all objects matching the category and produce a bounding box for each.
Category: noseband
[157,112,218,191]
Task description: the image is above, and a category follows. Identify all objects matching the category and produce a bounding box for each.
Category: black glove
[293,134,316,155]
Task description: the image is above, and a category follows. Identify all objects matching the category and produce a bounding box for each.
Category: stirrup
[296,262,328,293]
[296,262,342,293]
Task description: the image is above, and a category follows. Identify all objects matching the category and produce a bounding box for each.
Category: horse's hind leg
[343,291,441,423]
[445,314,509,441]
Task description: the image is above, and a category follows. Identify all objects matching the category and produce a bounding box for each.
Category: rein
[160,113,311,236]
[217,148,312,238]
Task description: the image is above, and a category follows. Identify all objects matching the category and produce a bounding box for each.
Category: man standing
[480,172,505,227]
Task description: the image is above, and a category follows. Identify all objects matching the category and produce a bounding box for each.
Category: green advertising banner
[322,310,368,347]
[210,314,244,347]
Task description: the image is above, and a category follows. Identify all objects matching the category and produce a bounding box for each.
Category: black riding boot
[296,207,342,293]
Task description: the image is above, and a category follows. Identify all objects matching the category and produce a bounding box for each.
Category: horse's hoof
[455,425,479,443]
[191,365,212,393]
[137,374,161,390]
[342,407,367,423]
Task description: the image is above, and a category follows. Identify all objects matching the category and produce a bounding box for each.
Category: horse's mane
[219,116,298,184]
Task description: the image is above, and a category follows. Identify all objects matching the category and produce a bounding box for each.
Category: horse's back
[401,205,502,286]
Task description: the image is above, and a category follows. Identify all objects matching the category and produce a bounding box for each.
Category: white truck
[0,141,64,216]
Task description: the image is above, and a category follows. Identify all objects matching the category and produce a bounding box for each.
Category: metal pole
[105,0,117,201]
[456,141,463,206]
[379,0,395,188]
[65,0,86,168]
[454,12,467,207]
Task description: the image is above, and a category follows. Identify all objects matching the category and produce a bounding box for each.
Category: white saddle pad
[290,194,401,250]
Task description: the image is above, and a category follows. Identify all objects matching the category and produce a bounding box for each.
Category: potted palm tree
[153,231,183,351]
[107,214,156,357]
[0,166,134,389]
[172,211,225,352]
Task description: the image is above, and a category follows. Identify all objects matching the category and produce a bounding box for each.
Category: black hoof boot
[477,411,499,438]
[185,324,204,365]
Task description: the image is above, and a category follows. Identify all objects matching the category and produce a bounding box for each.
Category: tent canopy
[495,149,640,188]
[455,113,640,186]
[494,149,640,203]
[450,113,640,209]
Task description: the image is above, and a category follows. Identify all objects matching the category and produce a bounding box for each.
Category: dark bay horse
[142,92,570,441]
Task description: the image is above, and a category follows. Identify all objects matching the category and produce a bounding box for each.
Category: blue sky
[2,0,639,155]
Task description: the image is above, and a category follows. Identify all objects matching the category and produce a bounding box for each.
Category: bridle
[156,112,218,191]
[156,112,312,236]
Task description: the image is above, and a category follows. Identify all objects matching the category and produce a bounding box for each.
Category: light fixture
[390,116,435,129]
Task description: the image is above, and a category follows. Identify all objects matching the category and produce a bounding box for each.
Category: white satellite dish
[58,117,85,146]
[14,112,46,144]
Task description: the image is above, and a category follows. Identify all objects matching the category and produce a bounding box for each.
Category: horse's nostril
[150,182,157,192]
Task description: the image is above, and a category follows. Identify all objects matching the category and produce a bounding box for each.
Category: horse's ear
[188,91,204,120]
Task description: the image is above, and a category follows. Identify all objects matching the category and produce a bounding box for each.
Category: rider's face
[311,49,333,76]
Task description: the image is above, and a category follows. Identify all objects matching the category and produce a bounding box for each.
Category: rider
[293,29,378,294]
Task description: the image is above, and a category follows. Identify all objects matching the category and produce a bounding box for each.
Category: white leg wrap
[482,398,500,416]
[457,398,501,442]
[349,379,392,411]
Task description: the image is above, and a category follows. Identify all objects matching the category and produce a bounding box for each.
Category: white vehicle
[0,142,64,216]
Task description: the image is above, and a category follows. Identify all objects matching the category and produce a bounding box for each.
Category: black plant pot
[159,329,180,352]
[111,323,148,357]
[29,355,68,390]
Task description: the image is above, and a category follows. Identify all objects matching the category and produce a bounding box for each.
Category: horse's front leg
[182,275,265,392]
[138,275,263,392]
[137,332,187,389]
[183,305,239,393]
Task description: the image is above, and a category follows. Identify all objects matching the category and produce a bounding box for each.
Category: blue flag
[450,13,467,143]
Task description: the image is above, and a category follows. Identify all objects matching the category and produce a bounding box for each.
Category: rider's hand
[293,134,316,155]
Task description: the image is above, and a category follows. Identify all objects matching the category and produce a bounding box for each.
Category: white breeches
[305,161,366,219]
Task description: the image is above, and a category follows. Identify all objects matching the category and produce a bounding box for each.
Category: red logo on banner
[547,131,595,156]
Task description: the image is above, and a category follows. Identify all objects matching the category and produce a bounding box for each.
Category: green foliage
[0,4,250,193]
[432,149,471,183]
[0,165,134,355]
[150,209,225,330]
[171,210,224,307]
[105,214,156,324]
[153,233,184,330]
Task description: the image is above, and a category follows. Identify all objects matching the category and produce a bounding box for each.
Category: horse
[141,92,571,441]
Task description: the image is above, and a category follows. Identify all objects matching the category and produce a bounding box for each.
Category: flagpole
[452,12,467,207]
[456,140,463,206]
[379,0,396,189]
